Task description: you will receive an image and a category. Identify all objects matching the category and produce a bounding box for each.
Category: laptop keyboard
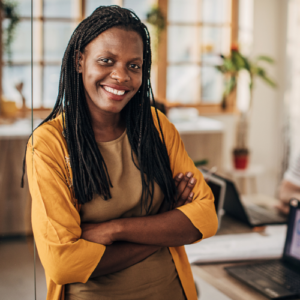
[247,206,287,223]
[246,261,300,293]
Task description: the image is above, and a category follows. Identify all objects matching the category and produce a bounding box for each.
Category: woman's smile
[100,83,131,101]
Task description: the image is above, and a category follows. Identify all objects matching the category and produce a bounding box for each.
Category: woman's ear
[75,50,83,73]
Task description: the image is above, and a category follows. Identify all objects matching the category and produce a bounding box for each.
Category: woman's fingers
[174,173,184,187]
[176,172,193,196]
[184,192,194,205]
[178,177,197,203]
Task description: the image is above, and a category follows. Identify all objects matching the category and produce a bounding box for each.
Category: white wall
[208,0,288,196]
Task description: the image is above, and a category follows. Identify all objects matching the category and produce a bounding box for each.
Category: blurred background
[0,0,299,299]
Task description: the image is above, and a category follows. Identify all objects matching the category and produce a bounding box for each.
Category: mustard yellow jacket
[26,108,218,300]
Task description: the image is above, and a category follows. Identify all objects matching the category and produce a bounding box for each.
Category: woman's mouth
[101,84,130,101]
[103,86,126,95]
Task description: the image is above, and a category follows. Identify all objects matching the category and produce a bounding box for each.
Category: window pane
[201,66,223,103]
[86,0,113,16]
[202,0,231,24]
[44,22,75,61]
[167,65,201,103]
[168,26,199,63]
[123,0,154,20]
[239,0,254,55]
[43,66,61,108]
[168,0,199,23]
[2,66,42,108]
[44,0,77,18]
[2,20,33,62]
[201,26,231,56]
[16,0,40,17]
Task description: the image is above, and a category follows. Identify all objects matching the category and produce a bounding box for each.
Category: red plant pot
[233,154,249,170]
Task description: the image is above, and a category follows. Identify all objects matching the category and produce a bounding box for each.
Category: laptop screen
[283,200,300,266]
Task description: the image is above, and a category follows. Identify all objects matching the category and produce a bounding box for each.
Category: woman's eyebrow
[130,57,143,62]
[97,51,142,62]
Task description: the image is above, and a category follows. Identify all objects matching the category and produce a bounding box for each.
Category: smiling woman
[24,5,218,300]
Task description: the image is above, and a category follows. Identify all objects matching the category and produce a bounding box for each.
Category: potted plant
[216,45,277,169]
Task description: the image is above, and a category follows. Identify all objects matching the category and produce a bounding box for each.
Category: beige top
[65,130,186,300]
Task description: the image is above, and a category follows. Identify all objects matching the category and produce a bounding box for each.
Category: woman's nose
[110,65,130,83]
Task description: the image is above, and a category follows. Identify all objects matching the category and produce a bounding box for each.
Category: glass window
[168,0,199,23]
[44,0,77,18]
[86,0,113,16]
[123,0,154,20]
[2,65,42,108]
[2,20,32,62]
[201,66,223,103]
[165,0,233,105]
[44,22,76,61]
[202,0,231,24]
[16,0,40,18]
[201,26,231,56]
[168,25,199,63]
[43,66,61,108]
[167,65,201,103]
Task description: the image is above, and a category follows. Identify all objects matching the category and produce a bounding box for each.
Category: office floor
[0,237,47,300]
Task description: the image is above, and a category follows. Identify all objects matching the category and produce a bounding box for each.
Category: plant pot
[233,148,249,170]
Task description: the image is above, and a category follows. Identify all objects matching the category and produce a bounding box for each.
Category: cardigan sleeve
[26,132,105,285]
[152,108,218,241]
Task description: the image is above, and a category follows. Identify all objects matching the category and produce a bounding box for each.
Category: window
[2,0,238,113]
[157,0,238,113]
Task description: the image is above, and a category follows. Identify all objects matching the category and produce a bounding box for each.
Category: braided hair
[23,5,177,213]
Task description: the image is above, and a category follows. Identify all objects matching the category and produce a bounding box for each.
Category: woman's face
[78,27,144,117]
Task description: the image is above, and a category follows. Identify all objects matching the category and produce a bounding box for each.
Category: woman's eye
[129,64,140,69]
[100,58,113,63]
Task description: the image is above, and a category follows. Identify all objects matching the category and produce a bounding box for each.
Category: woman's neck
[91,111,126,142]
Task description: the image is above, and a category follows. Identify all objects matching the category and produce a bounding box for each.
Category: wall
[208,0,288,196]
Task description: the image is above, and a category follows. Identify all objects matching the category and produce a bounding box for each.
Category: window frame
[156,0,239,115]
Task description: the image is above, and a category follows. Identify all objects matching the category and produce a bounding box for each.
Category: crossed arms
[81,172,202,278]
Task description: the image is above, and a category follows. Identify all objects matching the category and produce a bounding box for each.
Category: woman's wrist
[111,218,125,242]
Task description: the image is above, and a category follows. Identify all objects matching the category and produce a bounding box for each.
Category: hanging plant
[146,6,165,62]
[1,0,20,62]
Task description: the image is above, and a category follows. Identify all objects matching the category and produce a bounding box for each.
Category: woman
[25,5,218,300]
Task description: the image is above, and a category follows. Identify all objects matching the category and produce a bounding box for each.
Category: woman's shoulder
[27,114,68,158]
[151,106,173,131]
[151,106,178,144]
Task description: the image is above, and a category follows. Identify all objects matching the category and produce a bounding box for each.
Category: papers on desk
[185,225,287,264]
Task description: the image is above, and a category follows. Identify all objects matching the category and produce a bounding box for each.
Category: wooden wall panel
[0,138,32,236]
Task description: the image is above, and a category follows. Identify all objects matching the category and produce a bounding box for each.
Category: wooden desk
[192,263,269,300]
[191,215,284,300]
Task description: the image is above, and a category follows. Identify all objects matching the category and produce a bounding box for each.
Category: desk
[191,215,287,300]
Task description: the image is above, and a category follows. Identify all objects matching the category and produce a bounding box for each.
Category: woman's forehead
[85,27,144,58]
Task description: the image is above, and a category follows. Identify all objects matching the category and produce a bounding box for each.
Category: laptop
[225,198,300,299]
[200,170,226,230]
[200,168,287,227]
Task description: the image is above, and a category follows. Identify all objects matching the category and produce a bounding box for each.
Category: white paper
[185,225,287,264]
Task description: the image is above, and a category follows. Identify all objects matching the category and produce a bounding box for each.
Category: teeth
[103,86,126,95]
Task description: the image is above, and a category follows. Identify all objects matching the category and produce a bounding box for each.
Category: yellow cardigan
[26,108,218,300]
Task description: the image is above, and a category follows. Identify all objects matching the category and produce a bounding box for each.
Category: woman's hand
[158,172,197,213]
[174,172,197,207]
[81,222,117,245]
